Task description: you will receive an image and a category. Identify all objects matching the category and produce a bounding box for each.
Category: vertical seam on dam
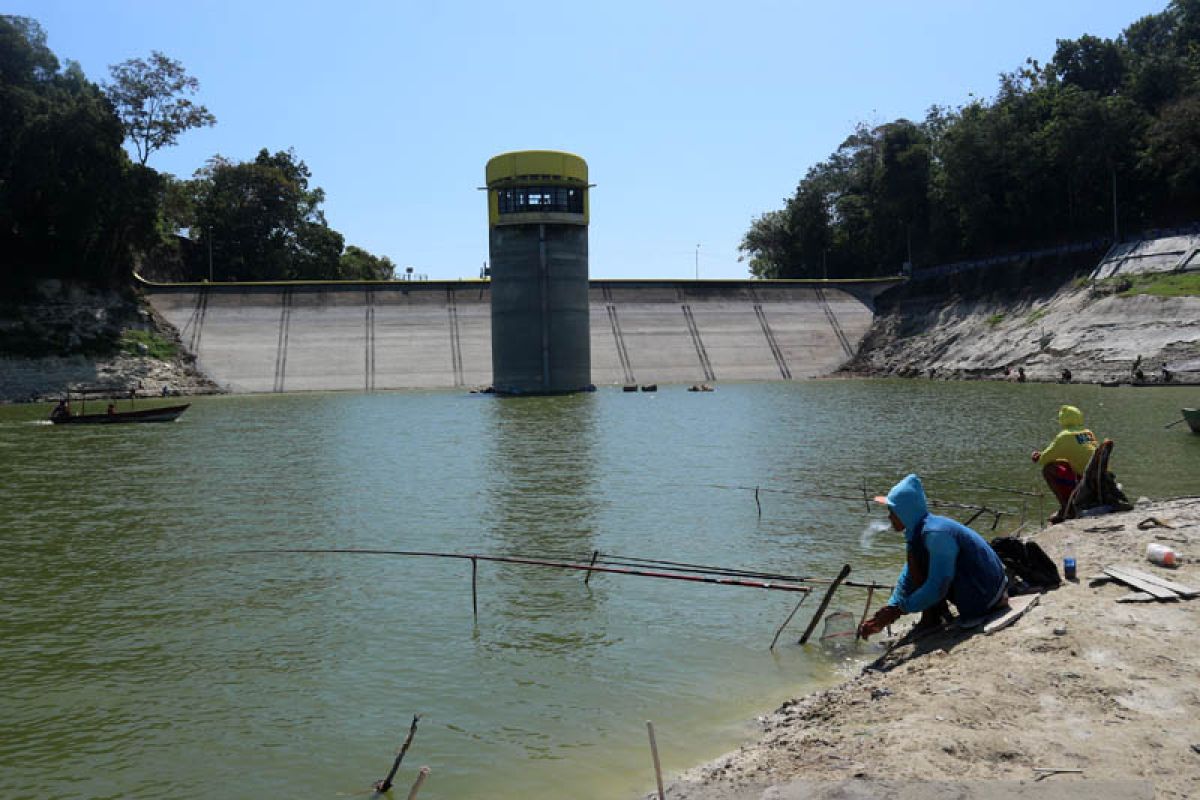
[447,287,464,387]
[817,288,855,359]
[754,304,792,380]
[681,304,716,382]
[603,286,636,385]
[364,287,376,392]
[272,287,292,393]
[182,285,208,355]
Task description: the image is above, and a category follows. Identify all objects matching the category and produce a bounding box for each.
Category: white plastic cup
[1146,543,1181,568]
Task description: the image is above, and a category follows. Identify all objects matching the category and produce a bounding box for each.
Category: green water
[2,381,1197,799]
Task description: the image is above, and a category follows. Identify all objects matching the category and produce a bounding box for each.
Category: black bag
[989,536,1061,593]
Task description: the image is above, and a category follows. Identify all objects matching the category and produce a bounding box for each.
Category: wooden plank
[1102,566,1180,600]
[983,594,1040,635]
[1105,564,1198,598]
[1116,591,1159,603]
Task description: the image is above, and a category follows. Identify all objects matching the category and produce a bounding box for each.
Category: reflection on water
[1,381,1197,799]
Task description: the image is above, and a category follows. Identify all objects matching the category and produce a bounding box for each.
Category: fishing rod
[674,482,1017,516]
[239,548,815,593]
[923,476,1041,497]
[592,551,893,590]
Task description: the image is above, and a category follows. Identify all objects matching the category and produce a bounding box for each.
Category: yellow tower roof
[486,150,588,186]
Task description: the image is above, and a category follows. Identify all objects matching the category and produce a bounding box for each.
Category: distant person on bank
[1031,404,1098,524]
[858,474,1009,639]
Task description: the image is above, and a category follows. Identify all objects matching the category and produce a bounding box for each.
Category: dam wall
[144,279,897,393]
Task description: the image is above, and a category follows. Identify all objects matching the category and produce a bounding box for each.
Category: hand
[1031,450,1041,463]
[858,605,903,640]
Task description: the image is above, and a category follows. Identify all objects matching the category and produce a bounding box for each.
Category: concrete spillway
[144,279,896,393]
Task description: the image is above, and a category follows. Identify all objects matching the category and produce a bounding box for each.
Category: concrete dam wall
[144,280,894,393]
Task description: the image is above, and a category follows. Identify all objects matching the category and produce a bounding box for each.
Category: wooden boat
[51,403,190,424]
[1184,408,1200,434]
[49,386,189,425]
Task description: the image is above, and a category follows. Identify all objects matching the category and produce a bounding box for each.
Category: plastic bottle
[1062,539,1077,581]
[1146,543,1181,568]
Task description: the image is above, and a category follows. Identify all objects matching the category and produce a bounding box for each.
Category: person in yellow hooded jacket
[1031,405,1098,523]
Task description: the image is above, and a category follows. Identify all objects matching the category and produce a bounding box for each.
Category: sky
[10,0,1169,280]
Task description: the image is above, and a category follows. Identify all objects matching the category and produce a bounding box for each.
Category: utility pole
[207,227,213,282]
[695,243,700,280]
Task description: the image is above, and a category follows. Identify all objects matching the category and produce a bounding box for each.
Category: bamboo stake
[405,767,430,799]
[799,564,852,644]
[374,714,422,793]
[471,557,478,622]
[583,549,600,585]
[769,593,809,650]
[856,584,876,640]
[754,486,762,519]
[646,721,665,800]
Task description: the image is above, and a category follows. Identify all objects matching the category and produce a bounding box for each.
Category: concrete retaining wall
[144,279,894,393]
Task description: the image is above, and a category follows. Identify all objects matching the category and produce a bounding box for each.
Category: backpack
[989,536,1061,594]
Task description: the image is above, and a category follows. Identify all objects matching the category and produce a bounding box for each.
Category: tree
[192,148,344,281]
[340,245,396,280]
[104,51,215,166]
[1,15,161,287]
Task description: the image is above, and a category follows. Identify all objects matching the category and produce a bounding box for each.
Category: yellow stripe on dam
[142,278,899,393]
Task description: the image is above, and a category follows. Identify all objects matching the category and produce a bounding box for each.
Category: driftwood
[1102,565,1196,601]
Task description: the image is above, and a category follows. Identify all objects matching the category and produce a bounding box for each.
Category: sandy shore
[660,497,1200,800]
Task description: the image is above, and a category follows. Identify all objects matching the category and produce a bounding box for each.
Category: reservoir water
[2,380,1197,799]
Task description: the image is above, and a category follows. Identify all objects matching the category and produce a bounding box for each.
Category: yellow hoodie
[1039,405,1098,476]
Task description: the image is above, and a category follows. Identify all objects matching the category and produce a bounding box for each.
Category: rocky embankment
[846,281,1200,385]
[660,497,1200,800]
[0,281,218,403]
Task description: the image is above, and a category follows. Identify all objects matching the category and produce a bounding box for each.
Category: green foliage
[191,148,396,281]
[1025,307,1049,323]
[0,15,163,287]
[340,245,396,280]
[104,51,216,166]
[120,329,177,359]
[740,0,1200,279]
[1117,270,1200,296]
[986,312,1007,326]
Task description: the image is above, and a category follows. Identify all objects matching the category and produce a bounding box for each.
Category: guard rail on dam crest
[138,276,902,393]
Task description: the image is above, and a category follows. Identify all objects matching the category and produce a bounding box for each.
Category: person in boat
[50,399,71,421]
[858,474,1009,639]
[1031,404,1098,524]
[107,402,116,415]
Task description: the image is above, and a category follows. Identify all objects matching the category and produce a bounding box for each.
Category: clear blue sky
[11,0,1167,280]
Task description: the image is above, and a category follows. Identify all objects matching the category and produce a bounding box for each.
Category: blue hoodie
[884,474,1008,618]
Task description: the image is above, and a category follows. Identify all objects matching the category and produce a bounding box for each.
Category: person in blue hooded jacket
[858,474,1009,639]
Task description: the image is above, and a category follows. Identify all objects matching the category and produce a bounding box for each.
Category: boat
[1184,408,1200,434]
[48,387,190,425]
[51,404,190,424]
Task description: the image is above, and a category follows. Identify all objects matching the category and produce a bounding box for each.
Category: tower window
[496,186,584,214]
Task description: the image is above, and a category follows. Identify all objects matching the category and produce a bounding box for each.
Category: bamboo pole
[769,593,809,650]
[646,721,665,800]
[405,767,430,799]
[471,557,478,622]
[754,486,762,519]
[373,714,421,793]
[244,549,814,594]
[583,549,600,585]
[799,564,852,644]
[856,584,876,640]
